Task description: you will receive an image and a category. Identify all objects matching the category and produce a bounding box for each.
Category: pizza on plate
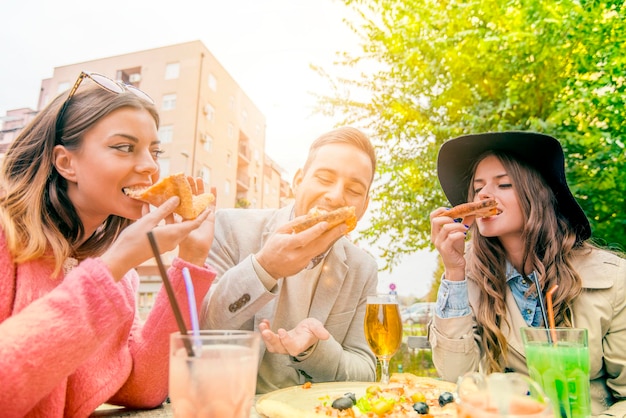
[123,172,214,220]
[255,373,457,418]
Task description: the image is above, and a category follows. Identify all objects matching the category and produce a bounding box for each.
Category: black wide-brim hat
[437,131,591,242]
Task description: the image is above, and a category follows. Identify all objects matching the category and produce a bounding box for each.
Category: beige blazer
[200,205,378,393]
[429,248,626,417]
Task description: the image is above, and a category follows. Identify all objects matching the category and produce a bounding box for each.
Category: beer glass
[364,294,402,384]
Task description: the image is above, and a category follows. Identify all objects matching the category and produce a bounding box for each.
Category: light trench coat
[429,248,626,417]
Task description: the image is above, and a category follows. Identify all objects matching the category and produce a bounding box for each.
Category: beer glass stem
[380,357,390,384]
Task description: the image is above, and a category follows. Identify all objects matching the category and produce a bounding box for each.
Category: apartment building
[1,41,293,317]
[0,107,38,157]
[35,40,291,210]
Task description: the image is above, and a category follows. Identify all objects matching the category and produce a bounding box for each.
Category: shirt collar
[290,206,332,270]
[505,260,536,283]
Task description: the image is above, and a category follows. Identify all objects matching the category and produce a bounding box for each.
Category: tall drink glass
[521,327,591,418]
[169,330,260,418]
[364,294,402,384]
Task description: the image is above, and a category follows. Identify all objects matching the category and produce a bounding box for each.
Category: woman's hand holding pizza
[430,207,472,282]
[258,318,330,357]
[177,176,216,266]
[430,199,498,281]
[101,196,212,281]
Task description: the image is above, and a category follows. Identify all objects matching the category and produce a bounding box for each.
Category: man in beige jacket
[201,127,378,393]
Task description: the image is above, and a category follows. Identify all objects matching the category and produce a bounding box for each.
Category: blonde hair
[466,151,585,372]
[304,127,377,184]
[0,84,159,275]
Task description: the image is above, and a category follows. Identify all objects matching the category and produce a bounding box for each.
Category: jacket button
[228,294,251,312]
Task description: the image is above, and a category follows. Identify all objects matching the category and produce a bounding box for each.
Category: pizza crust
[438,198,498,219]
[291,206,357,234]
[256,399,326,418]
[123,173,214,220]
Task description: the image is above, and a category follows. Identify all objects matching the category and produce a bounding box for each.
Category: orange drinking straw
[546,284,559,344]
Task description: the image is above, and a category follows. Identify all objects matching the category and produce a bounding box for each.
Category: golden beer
[364,302,402,359]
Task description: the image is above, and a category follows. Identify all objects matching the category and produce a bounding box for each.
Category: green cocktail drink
[522,328,591,418]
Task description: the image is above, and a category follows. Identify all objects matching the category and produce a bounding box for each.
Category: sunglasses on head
[54,71,155,143]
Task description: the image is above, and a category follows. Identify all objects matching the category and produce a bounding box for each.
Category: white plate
[255,381,372,418]
[255,377,457,418]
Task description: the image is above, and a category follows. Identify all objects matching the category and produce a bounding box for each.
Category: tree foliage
[315,0,626,270]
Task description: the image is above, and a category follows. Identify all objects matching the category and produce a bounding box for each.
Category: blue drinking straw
[182,267,202,354]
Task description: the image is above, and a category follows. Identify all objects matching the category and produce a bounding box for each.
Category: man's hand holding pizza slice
[255,206,358,280]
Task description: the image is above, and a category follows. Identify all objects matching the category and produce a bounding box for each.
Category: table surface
[92,400,261,417]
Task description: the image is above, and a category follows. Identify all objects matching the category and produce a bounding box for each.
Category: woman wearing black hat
[429,132,626,417]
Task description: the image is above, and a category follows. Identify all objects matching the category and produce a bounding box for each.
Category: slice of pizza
[123,173,215,220]
[437,198,498,220]
[291,206,357,234]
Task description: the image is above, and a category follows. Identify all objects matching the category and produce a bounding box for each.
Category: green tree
[315,0,626,270]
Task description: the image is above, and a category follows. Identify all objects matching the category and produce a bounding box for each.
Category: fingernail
[453,219,461,223]
[464,224,470,229]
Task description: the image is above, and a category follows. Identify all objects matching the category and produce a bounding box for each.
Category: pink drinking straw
[546,284,559,344]
[182,267,202,354]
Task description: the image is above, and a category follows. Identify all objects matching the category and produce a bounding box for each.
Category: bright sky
[0,0,437,297]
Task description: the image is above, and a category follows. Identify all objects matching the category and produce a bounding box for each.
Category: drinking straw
[546,284,559,344]
[182,267,202,355]
[529,274,553,344]
[146,231,194,357]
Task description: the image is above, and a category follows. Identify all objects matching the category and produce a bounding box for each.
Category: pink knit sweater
[0,232,216,417]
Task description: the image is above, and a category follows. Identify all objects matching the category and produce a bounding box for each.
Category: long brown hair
[465,151,585,372]
[0,84,159,276]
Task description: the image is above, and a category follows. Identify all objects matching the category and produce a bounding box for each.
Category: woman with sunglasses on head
[429,132,626,417]
[0,73,217,417]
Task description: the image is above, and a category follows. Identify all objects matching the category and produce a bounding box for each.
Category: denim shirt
[435,262,543,327]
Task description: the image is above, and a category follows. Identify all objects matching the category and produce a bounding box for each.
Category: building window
[241,110,248,125]
[224,180,230,196]
[204,104,215,121]
[226,152,231,167]
[229,96,235,110]
[158,125,174,143]
[165,63,180,80]
[228,123,234,139]
[208,73,217,91]
[162,94,177,110]
[57,81,70,94]
[203,134,213,152]
[199,165,211,185]
[116,67,142,85]
[158,158,171,177]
